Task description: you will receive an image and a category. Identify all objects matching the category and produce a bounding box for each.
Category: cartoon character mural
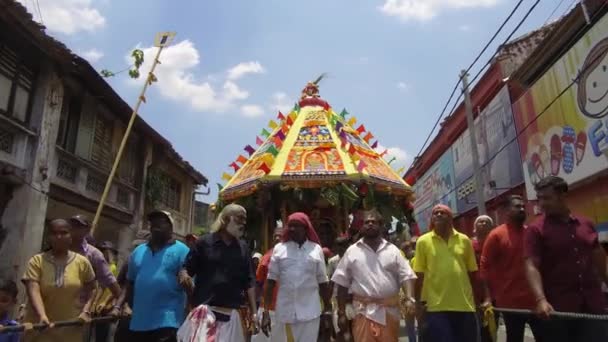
[513,15,608,200]
[576,37,608,120]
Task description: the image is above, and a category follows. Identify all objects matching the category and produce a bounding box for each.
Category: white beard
[226,220,244,239]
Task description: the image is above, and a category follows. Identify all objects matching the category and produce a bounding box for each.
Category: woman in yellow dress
[22,219,96,342]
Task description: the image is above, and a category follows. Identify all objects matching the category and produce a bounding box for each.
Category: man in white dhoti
[331,209,417,342]
[261,212,333,342]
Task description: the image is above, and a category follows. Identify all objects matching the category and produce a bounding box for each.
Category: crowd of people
[0,175,607,342]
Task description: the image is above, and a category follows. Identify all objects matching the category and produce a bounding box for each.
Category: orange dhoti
[351,295,401,342]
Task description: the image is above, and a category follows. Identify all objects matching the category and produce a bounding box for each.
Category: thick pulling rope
[0,316,116,333]
[494,307,608,321]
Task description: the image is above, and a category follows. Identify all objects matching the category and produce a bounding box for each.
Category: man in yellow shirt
[413,204,480,342]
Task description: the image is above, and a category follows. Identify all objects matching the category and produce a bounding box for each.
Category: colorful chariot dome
[220,78,411,201]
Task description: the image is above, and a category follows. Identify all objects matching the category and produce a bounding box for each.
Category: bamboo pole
[91,45,165,235]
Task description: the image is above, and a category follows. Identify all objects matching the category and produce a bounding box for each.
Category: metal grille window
[116,187,130,208]
[0,126,14,154]
[56,158,77,183]
[86,174,105,194]
[0,43,35,122]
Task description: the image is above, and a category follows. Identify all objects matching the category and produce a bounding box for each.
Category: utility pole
[91,32,175,235]
[461,70,486,215]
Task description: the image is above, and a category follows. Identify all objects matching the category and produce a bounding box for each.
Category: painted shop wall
[413,148,457,232]
[513,13,608,232]
[452,85,524,214]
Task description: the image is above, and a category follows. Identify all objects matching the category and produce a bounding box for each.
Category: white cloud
[379,0,499,21]
[397,81,410,92]
[227,61,265,80]
[377,144,412,172]
[241,105,265,118]
[18,0,106,34]
[81,48,104,63]
[458,25,472,31]
[268,92,294,114]
[126,40,263,114]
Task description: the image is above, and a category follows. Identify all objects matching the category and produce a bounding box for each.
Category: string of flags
[220,103,408,186]
[221,107,299,184]
[329,108,405,175]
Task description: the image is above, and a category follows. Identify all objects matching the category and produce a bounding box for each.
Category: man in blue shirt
[113,210,190,342]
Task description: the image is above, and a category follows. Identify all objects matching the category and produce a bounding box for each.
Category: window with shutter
[75,103,95,159]
[0,43,35,122]
[118,138,138,185]
[90,114,113,170]
[57,93,81,153]
[158,172,181,211]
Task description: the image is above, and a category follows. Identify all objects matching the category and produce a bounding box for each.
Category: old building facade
[0,0,207,280]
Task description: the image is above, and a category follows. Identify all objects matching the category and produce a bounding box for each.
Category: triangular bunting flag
[236,155,248,165]
[268,120,278,130]
[256,136,264,146]
[267,145,279,157]
[347,117,357,127]
[286,115,294,126]
[221,172,232,181]
[335,122,343,132]
[380,149,388,157]
[274,136,283,148]
[348,144,356,155]
[244,145,255,156]
[387,157,396,165]
[294,103,300,112]
[363,132,374,143]
[277,111,285,120]
[258,163,271,174]
[289,112,297,122]
[356,124,366,134]
[396,166,406,174]
[351,153,360,162]
[216,183,223,192]
[276,131,286,141]
[371,141,378,149]
[340,136,347,148]
[339,108,349,119]
[329,115,337,127]
[281,124,289,133]
[356,160,367,172]
[261,153,275,165]
[261,129,271,138]
[229,162,240,172]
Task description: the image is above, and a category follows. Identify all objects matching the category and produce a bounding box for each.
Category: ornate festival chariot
[214,76,418,250]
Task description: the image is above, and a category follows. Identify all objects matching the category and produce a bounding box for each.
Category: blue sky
[20,0,573,201]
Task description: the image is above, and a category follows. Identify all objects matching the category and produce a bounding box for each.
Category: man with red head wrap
[262,212,332,342]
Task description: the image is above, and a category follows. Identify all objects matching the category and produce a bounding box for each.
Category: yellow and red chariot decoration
[217,77,417,249]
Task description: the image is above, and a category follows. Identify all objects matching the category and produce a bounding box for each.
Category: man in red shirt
[524,176,608,341]
[481,195,542,342]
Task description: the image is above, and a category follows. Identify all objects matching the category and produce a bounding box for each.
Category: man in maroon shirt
[481,195,542,342]
[524,176,608,341]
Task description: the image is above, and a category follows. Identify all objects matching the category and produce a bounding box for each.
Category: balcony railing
[51,147,139,213]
